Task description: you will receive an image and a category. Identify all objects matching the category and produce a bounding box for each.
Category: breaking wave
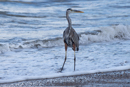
[80,24,130,44]
[0,24,130,53]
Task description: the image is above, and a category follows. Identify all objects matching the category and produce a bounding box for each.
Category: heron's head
[67,8,84,14]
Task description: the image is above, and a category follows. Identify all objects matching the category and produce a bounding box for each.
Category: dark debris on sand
[0,69,130,87]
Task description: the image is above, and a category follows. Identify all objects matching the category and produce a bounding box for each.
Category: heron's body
[63,27,79,51]
[61,8,83,71]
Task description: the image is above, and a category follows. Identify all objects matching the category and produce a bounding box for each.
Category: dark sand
[0,69,130,87]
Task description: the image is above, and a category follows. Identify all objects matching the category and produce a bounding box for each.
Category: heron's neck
[66,12,72,28]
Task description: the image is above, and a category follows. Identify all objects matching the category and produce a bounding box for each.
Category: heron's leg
[74,51,76,71]
[61,43,67,71]
[73,44,76,71]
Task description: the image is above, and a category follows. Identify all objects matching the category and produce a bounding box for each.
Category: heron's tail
[77,47,79,51]
[72,46,79,51]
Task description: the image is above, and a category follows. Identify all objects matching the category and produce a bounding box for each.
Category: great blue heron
[61,8,84,71]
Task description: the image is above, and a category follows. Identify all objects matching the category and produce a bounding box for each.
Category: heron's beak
[72,10,84,13]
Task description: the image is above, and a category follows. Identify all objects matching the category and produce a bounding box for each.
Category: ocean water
[0,0,130,82]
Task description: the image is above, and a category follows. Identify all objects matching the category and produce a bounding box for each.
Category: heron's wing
[71,28,79,48]
[63,27,79,51]
[63,27,69,39]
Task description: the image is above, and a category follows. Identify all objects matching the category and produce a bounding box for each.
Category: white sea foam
[0,44,10,54]
[80,24,130,44]
[0,33,130,82]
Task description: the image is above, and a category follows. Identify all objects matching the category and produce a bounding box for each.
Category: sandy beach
[0,69,129,87]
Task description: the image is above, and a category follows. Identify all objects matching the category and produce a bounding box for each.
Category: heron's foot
[60,67,64,72]
[57,68,64,73]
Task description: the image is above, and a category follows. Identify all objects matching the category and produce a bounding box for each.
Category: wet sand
[0,69,130,87]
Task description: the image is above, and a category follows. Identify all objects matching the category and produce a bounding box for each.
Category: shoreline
[0,69,130,86]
